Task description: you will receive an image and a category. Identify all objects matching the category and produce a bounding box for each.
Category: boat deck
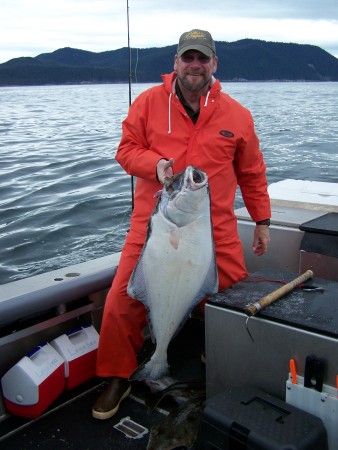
[0,318,205,449]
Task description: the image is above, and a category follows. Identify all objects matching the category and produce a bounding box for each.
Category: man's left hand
[252,225,270,256]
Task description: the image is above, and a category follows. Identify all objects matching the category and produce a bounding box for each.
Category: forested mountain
[1,39,337,86]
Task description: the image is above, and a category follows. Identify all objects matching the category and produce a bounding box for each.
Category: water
[0,82,337,285]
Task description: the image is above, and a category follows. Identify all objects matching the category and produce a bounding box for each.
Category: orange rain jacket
[96,72,271,378]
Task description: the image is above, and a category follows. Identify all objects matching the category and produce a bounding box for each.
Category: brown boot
[92,377,131,420]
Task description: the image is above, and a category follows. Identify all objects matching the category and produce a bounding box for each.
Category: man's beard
[179,73,210,92]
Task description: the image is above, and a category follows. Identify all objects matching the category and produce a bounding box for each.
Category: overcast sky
[1,0,338,64]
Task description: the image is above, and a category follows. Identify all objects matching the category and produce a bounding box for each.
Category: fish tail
[129,359,170,381]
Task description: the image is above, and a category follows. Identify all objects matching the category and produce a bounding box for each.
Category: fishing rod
[127,0,135,210]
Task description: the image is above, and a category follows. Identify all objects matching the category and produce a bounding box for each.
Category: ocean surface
[0,82,337,286]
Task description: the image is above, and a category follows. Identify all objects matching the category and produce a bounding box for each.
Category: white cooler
[50,324,99,390]
[1,343,65,418]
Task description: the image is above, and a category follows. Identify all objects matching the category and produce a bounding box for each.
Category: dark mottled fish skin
[146,396,205,450]
[145,380,206,414]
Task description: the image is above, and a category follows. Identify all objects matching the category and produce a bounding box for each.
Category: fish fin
[153,189,162,198]
[144,376,178,393]
[127,259,149,306]
[145,380,205,414]
[169,226,180,249]
[129,358,171,382]
[194,251,218,299]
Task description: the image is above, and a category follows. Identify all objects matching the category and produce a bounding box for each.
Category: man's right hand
[156,158,174,184]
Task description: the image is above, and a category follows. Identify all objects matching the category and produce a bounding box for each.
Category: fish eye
[169,175,184,191]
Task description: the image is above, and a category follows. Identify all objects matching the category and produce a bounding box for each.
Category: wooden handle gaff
[245,270,314,316]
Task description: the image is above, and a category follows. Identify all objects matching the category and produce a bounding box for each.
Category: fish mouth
[160,166,208,221]
[183,166,207,191]
[165,166,207,195]
[165,166,208,216]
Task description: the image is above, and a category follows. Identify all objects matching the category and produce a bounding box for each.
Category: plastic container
[50,324,99,390]
[195,387,328,450]
[1,343,65,418]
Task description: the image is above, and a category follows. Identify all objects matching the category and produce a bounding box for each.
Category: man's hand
[156,158,174,184]
[252,225,270,256]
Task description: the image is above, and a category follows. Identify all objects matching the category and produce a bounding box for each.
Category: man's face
[174,50,218,93]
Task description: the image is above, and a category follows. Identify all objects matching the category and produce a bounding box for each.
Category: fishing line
[135,48,139,84]
[110,202,133,241]
[241,276,314,289]
[127,0,135,210]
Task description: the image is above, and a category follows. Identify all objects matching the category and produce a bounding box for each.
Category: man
[92,29,271,419]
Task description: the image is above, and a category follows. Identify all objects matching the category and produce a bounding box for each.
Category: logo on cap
[177,29,216,58]
[184,30,209,41]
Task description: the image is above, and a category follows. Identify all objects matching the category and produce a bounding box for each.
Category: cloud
[0,0,337,63]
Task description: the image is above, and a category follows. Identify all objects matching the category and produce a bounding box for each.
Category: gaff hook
[244,270,314,343]
[245,316,255,343]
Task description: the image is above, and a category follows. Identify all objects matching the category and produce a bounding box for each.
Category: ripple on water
[0,82,337,284]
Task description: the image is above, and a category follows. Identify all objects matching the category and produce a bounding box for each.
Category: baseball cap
[177,29,216,58]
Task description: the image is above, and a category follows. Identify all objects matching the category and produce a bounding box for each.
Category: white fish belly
[129,209,217,347]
